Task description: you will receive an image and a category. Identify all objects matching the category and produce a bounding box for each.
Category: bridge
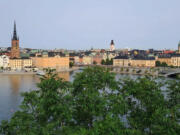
[160,69,180,77]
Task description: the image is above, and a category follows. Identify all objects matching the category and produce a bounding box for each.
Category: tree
[0,67,180,135]
[161,62,168,67]
[101,58,113,65]
[69,62,74,68]
[101,59,105,65]
[155,61,161,67]
[119,77,180,135]
[93,61,97,65]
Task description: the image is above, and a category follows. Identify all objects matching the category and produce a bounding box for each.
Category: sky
[0,0,180,50]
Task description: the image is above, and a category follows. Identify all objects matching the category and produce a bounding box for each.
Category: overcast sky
[0,0,180,50]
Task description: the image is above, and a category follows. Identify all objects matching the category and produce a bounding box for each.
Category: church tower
[110,40,115,51]
[11,21,20,58]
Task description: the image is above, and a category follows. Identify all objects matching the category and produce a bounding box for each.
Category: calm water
[0,70,172,122]
[0,70,81,122]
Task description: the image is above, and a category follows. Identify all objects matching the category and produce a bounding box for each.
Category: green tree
[0,67,180,135]
[119,77,180,135]
[93,61,97,65]
[69,62,74,68]
[155,61,161,67]
[101,59,105,65]
[161,62,168,67]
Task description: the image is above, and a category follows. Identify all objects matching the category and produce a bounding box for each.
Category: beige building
[23,59,33,68]
[82,56,92,65]
[9,58,33,70]
[113,56,130,67]
[113,56,155,67]
[74,56,80,64]
[32,57,69,71]
[171,55,180,67]
[131,59,155,67]
[9,59,23,70]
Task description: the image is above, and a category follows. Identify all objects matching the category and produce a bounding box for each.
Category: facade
[113,56,130,67]
[23,59,33,68]
[0,55,9,68]
[157,56,172,66]
[9,59,23,70]
[93,55,103,65]
[113,56,155,67]
[171,55,180,67]
[74,56,80,64]
[10,22,20,58]
[9,58,32,70]
[131,58,155,67]
[32,57,69,71]
[82,56,92,65]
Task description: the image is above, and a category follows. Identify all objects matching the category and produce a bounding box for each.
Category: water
[0,70,173,122]
[0,71,81,122]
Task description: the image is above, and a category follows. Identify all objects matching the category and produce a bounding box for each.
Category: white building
[0,55,9,69]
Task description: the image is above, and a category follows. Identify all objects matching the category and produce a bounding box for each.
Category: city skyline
[1,0,180,50]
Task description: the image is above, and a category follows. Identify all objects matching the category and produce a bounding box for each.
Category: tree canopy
[0,67,179,135]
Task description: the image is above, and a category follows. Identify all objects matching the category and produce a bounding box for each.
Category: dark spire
[12,21,18,40]
[111,40,114,45]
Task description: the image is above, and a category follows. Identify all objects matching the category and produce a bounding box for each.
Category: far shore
[0,71,36,75]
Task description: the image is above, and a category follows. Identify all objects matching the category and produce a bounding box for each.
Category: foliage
[101,58,113,65]
[93,61,97,65]
[156,61,168,67]
[69,62,74,68]
[0,67,180,135]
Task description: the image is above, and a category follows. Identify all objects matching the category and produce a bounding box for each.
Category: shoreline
[0,72,36,75]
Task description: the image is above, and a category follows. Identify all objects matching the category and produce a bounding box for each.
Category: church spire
[12,21,18,40]
[111,40,114,45]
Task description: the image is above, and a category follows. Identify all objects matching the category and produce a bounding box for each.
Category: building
[82,56,92,65]
[74,56,80,64]
[113,55,156,67]
[9,58,32,70]
[92,55,103,65]
[131,57,155,67]
[157,54,172,66]
[110,40,115,51]
[23,58,33,68]
[32,57,69,71]
[10,22,20,58]
[113,56,130,67]
[9,59,23,70]
[171,54,180,67]
[0,55,9,69]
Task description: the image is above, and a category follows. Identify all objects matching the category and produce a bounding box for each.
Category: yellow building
[82,56,92,65]
[32,57,69,71]
[131,58,155,67]
[9,58,33,70]
[157,55,172,66]
[9,59,23,70]
[113,56,130,67]
[23,59,33,68]
[113,56,155,67]
[171,55,180,67]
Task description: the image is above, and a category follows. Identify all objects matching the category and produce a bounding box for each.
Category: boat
[36,70,45,76]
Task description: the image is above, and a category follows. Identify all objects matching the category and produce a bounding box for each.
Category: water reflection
[9,75,21,94]
[0,72,75,122]
[57,72,70,81]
